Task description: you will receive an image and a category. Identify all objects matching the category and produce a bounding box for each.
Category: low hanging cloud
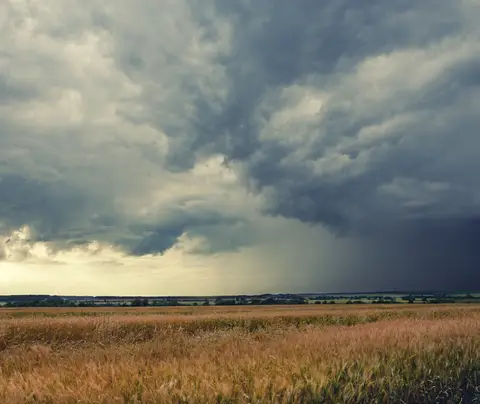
[211,0,480,232]
[1,0,480,292]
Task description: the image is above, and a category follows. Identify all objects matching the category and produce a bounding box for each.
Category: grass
[0,305,479,403]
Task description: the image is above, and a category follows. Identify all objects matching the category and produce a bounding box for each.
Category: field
[1,305,479,403]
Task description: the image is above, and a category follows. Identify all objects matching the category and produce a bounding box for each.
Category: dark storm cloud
[152,0,478,239]
[187,0,465,158]
[2,0,480,291]
[192,0,480,288]
[198,0,480,231]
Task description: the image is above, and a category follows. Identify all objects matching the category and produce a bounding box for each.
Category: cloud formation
[214,0,480,232]
[1,0,242,255]
[1,0,479,293]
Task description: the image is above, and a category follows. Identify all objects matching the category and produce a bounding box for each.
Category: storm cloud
[1,0,480,293]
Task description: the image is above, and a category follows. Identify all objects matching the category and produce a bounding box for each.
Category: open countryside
[1,303,479,403]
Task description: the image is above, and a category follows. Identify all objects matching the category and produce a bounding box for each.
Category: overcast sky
[1,0,480,296]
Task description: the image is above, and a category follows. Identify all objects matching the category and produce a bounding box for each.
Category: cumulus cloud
[1,0,480,293]
[0,0,251,257]
[219,0,480,233]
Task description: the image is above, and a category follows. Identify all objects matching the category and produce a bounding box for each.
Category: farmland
[0,305,479,403]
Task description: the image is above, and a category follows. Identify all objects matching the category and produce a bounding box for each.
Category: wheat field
[0,305,479,403]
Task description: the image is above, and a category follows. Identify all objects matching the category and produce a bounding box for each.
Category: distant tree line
[0,293,478,308]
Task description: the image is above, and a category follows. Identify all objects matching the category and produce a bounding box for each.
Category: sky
[1,0,480,296]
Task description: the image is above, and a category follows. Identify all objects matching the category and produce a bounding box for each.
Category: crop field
[0,305,479,403]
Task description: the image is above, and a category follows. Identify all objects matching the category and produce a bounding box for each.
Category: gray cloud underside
[1,0,480,289]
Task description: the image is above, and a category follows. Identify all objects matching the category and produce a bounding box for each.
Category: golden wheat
[0,305,479,403]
